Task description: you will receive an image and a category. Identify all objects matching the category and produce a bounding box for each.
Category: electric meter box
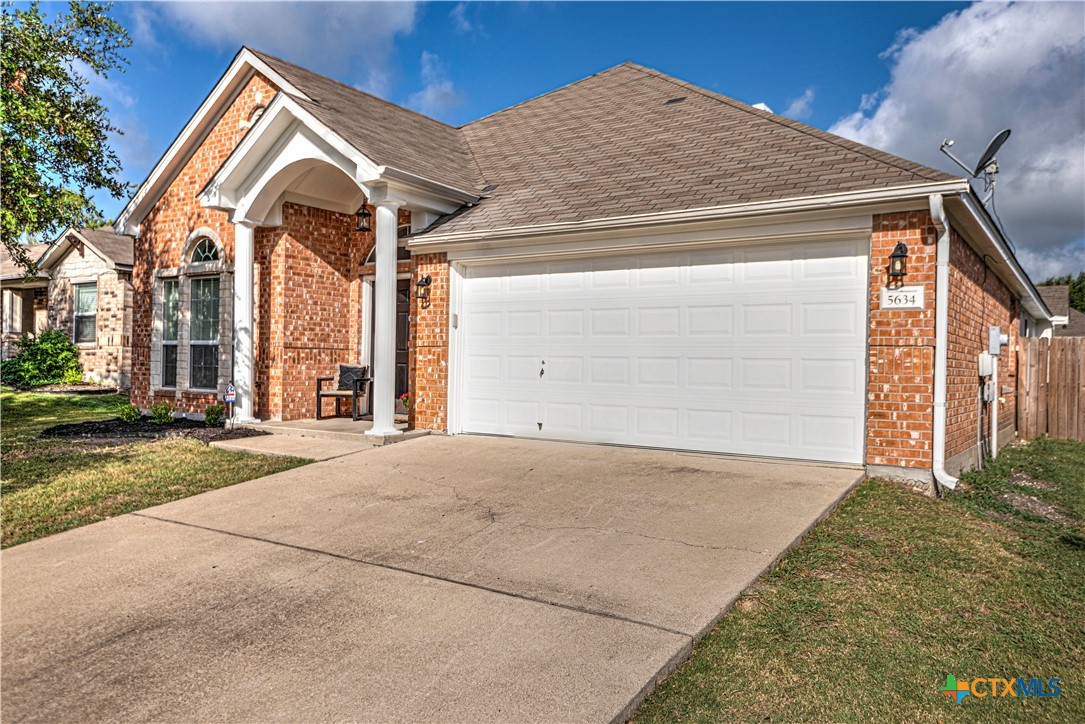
[978,352,995,378]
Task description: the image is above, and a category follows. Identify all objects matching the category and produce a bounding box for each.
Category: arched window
[157,231,226,392]
[190,237,220,263]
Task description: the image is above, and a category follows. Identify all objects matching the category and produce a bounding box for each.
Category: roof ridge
[246,46,460,132]
[460,61,637,129]
[624,63,955,183]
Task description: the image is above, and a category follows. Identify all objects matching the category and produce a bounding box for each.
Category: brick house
[114,48,1054,489]
[1,228,135,387]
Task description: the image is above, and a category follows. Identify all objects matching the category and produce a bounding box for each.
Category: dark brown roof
[70,227,135,268]
[244,54,958,235]
[249,48,482,194]
[437,63,957,235]
[1038,285,1070,317]
[0,243,49,281]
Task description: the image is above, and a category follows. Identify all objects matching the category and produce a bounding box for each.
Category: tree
[1,1,131,273]
[1038,270,1085,314]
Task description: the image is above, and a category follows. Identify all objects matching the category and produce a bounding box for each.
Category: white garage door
[457,239,868,463]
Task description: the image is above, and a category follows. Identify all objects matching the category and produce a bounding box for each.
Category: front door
[395,278,410,414]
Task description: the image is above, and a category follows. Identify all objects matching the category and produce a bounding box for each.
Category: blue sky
[84,1,1083,279]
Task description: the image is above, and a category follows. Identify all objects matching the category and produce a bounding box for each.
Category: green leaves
[0,328,83,387]
[1,2,132,270]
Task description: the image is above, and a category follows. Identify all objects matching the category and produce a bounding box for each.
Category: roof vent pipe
[929,193,959,493]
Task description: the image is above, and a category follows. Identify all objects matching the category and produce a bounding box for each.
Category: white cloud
[783,88,815,120]
[145,1,419,97]
[830,1,1085,280]
[407,51,464,118]
[451,3,472,34]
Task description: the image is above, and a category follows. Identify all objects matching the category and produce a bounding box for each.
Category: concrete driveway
[2,435,861,722]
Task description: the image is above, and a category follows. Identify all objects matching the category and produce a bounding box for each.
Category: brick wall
[408,253,450,431]
[254,202,371,420]
[46,245,132,388]
[866,211,937,469]
[866,210,1021,475]
[132,73,278,413]
[945,227,1018,466]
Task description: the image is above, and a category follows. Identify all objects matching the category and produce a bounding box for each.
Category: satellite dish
[973,129,1012,176]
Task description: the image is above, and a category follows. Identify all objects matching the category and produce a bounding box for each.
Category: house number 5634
[881,285,925,310]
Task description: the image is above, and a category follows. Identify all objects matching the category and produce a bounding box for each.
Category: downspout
[929,194,958,492]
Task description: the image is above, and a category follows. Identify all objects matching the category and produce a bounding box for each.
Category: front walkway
[2,436,862,722]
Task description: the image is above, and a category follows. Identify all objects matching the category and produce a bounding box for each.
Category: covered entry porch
[199,92,475,436]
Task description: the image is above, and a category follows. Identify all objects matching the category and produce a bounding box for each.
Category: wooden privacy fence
[1018,337,1085,441]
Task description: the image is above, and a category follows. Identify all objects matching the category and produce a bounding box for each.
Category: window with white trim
[189,276,219,389]
[161,279,179,387]
[73,283,97,344]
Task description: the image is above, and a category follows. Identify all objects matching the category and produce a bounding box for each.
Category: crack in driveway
[130,512,695,639]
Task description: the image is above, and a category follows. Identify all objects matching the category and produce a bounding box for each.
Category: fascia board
[410,179,970,250]
[946,194,1053,320]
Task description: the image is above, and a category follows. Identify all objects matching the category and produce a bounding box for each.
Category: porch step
[237,420,430,447]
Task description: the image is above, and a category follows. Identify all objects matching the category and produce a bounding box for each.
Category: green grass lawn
[1,390,309,548]
[636,438,1085,723]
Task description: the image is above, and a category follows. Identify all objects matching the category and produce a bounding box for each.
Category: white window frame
[73,282,97,345]
[161,278,180,389]
[187,275,221,392]
[152,230,230,395]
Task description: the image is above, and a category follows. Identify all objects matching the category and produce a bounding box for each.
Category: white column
[366,200,402,437]
[233,221,256,422]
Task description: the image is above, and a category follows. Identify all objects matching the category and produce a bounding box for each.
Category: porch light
[889,242,908,278]
[416,274,433,301]
[355,204,372,233]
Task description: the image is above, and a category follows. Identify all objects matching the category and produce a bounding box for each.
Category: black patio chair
[316,364,370,421]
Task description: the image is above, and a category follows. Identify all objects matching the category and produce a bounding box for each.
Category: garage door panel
[459,240,867,463]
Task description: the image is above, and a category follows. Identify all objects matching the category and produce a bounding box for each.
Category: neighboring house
[1,243,50,359]
[0,229,135,388]
[114,48,1055,488]
[1037,285,1085,336]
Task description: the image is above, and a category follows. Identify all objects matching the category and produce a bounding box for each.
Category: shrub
[149,400,174,425]
[204,403,226,428]
[117,403,142,423]
[0,329,83,387]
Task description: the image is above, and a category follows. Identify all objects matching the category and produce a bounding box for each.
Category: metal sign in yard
[224,383,236,404]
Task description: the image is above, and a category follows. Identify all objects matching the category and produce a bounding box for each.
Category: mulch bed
[40,417,269,445]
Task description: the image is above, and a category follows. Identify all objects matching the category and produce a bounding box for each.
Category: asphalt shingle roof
[246,54,958,236]
[1062,308,1085,337]
[76,227,134,267]
[1038,285,1071,317]
[0,243,49,281]
[249,48,482,194]
[442,63,956,234]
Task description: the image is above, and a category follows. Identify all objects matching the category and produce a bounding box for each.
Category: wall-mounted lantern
[889,242,909,279]
[416,274,433,302]
[355,204,372,233]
